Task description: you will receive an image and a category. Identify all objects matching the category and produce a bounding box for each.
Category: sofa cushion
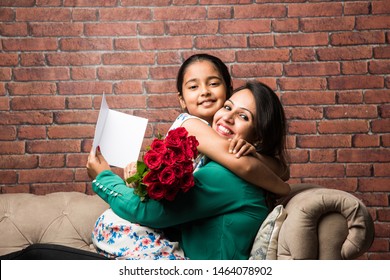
[249,205,287,260]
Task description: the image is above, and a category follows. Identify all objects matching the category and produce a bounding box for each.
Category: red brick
[18,126,47,140]
[97,66,148,80]
[379,104,390,118]
[285,62,340,76]
[39,154,65,168]
[30,183,87,195]
[359,178,390,192]
[114,81,143,95]
[338,149,390,163]
[20,53,46,66]
[0,68,11,80]
[237,49,289,62]
[0,112,53,125]
[134,108,181,123]
[58,81,112,95]
[66,96,92,109]
[72,8,98,21]
[279,78,327,90]
[319,120,369,134]
[272,18,299,32]
[154,6,206,20]
[144,81,176,94]
[16,8,71,21]
[150,66,180,80]
[14,67,69,81]
[100,8,151,21]
[248,35,274,48]
[11,96,65,110]
[344,2,370,16]
[287,149,309,163]
[60,38,112,51]
[0,155,38,169]
[337,91,363,104]
[301,17,355,32]
[290,163,345,178]
[0,53,18,66]
[138,22,165,35]
[48,125,95,139]
[148,94,181,109]
[329,76,384,90]
[102,53,155,65]
[0,125,16,140]
[331,31,385,46]
[26,140,81,153]
[284,106,323,120]
[220,19,271,34]
[0,8,14,21]
[71,67,97,80]
[374,46,390,59]
[317,46,372,61]
[356,16,390,30]
[297,135,351,148]
[1,22,28,36]
[369,60,390,74]
[8,82,56,95]
[303,178,359,192]
[85,23,137,36]
[1,184,30,194]
[167,20,218,35]
[282,91,335,105]
[234,4,286,18]
[140,36,193,50]
[310,150,336,163]
[287,121,317,134]
[54,111,97,124]
[346,164,372,177]
[30,22,83,36]
[374,163,390,177]
[65,0,117,7]
[377,208,390,222]
[96,95,146,109]
[67,154,88,168]
[0,141,25,154]
[372,1,390,14]
[114,38,140,50]
[352,134,380,148]
[341,61,368,75]
[275,33,328,47]
[372,119,390,133]
[195,35,246,49]
[325,105,377,119]
[232,63,282,77]
[47,53,101,66]
[288,3,342,17]
[208,6,232,19]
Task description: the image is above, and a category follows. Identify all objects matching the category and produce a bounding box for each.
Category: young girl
[90,54,289,259]
[88,80,289,259]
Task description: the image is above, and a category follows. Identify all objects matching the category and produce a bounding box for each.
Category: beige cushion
[249,205,287,260]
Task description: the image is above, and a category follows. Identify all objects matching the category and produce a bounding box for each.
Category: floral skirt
[92,209,187,260]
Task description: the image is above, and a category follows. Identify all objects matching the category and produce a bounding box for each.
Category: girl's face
[212,88,257,144]
[179,60,227,124]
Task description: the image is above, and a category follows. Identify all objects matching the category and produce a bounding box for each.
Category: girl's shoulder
[169,113,208,131]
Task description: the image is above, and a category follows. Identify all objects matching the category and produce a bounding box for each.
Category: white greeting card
[92,94,148,168]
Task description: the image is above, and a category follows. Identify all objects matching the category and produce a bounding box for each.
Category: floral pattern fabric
[92,209,187,260]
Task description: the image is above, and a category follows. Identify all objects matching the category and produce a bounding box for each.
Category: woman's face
[212,88,257,143]
[179,60,227,124]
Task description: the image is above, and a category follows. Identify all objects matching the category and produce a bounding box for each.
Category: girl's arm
[180,118,290,196]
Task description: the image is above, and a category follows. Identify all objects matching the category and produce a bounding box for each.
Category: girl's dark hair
[233,81,288,170]
[176,53,233,98]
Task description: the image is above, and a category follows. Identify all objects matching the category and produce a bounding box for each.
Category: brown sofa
[0,183,374,260]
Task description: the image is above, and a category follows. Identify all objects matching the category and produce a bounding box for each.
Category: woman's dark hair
[233,81,288,170]
[176,53,233,99]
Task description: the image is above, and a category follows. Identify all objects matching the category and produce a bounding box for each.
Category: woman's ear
[178,92,187,110]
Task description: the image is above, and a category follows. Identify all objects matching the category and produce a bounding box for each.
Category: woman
[87,81,289,259]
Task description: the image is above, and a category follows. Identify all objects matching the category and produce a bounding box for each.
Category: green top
[92,161,268,260]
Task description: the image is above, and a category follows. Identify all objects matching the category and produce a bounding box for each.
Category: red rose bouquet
[126,127,199,202]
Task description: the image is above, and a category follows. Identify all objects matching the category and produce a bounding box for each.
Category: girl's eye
[188,85,198,90]
[210,81,221,87]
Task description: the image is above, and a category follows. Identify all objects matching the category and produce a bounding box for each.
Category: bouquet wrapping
[127,127,199,201]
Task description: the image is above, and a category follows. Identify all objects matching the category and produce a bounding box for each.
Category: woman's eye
[223,105,231,110]
[239,114,249,121]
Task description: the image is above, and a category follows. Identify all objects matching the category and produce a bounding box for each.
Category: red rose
[158,166,177,186]
[181,160,194,174]
[143,170,159,185]
[146,182,165,201]
[165,129,184,148]
[144,150,163,170]
[150,138,167,154]
[163,184,180,201]
[171,163,185,178]
[180,173,195,193]
[162,149,176,166]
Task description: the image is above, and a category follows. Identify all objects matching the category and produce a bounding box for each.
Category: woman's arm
[180,118,290,196]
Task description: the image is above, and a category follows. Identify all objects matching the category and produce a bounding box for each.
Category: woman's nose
[222,111,234,123]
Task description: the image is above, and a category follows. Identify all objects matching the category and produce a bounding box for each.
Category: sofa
[0,183,375,260]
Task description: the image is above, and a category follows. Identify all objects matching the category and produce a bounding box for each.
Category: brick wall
[0,1,389,259]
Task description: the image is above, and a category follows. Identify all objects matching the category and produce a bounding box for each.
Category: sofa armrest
[0,192,108,256]
[276,184,375,260]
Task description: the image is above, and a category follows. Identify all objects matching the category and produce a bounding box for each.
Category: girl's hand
[86,146,111,180]
[123,162,137,187]
[228,138,257,158]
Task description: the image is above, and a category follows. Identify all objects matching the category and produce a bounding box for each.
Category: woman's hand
[228,137,257,158]
[86,146,111,180]
[123,162,137,187]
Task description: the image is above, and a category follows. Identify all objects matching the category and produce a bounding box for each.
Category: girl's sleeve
[92,168,255,229]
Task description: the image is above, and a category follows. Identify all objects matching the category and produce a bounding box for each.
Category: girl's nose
[200,84,211,96]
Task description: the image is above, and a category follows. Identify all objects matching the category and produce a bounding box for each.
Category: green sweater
[92,161,268,260]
